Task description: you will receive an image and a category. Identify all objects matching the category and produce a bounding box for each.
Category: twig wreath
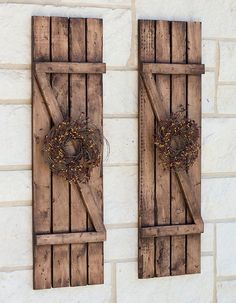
[155,106,200,171]
[42,115,107,183]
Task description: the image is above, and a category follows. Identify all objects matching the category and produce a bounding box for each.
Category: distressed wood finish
[171,21,187,276]
[32,16,105,289]
[155,20,171,277]
[142,63,204,74]
[186,21,202,274]
[32,16,52,290]
[142,224,202,238]
[51,16,70,288]
[36,232,106,246]
[86,18,104,285]
[69,18,87,287]
[35,62,106,73]
[138,20,155,279]
[138,19,204,279]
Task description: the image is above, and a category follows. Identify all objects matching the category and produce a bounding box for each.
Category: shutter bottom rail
[35,62,106,74]
[141,63,205,74]
[141,223,204,238]
[35,231,106,246]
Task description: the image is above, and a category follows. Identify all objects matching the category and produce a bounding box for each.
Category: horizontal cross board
[141,63,205,74]
[35,62,106,73]
[36,232,106,246]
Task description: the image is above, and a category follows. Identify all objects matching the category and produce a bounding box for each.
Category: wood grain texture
[142,63,205,74]
[51,16,70,288]
[138,20,155,279]
[155,20,171,277]
[86,18,104,285]
[69,18,88,287]
[177,171,203,226]
[35,71,64,123]
[35,62,106,73]
[142,224,202,238]
[141,73,168,121]
[32,16,52,290]
[36,231,106,245]
[186,21,202,274]
[171,21,187,276]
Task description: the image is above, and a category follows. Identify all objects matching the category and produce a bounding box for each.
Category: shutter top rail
[141,63,205,75]
[35,62,106,74]
[141,223,204,238]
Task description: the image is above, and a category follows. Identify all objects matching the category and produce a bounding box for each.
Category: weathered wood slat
[32,16,52,290]
[177,170,203,226]
[186,21,202,274]
[35,62,106,73]
[140,73,168,121]
[142,63,205,74]
[69,17,88,287]
[171,21,187,276]
[155,20,171,277]
[86,18,104,285]
[79,182,105,232]
[142,224,203,238]
[35,72,64,123]
[36,232,106,246]
[51,16,70,288]
[138,20,155,279]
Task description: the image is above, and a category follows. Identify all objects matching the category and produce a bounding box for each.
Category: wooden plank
[141,74,168,121]
[176,171,203,226]
[36,232,106,246]
[138,20,155,279]
[186,21,202,274]
[142,224,203,238]
[86,18,104,285]
[35,62,106,74]
[171,21,187,276]
[51,17,70,288]
[155,20,171,277]
[32,16,52,290]
[69,18,88,287]
[35,72,64,123]
[79,182,105,232]
[142,63,205,74]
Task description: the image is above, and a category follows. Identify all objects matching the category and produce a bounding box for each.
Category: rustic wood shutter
[32,16,106,289]
[138,20,204,278]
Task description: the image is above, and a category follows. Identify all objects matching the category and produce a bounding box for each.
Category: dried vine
[42,116,105,183]
[154,107,200,171]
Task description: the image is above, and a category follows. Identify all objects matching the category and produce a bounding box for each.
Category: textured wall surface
[0,0,236,302]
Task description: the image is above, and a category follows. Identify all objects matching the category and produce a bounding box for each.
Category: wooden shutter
[32,16,106,289]
[138,20,204,278]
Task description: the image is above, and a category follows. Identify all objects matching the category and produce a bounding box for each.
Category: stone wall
[0,0,236,302]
